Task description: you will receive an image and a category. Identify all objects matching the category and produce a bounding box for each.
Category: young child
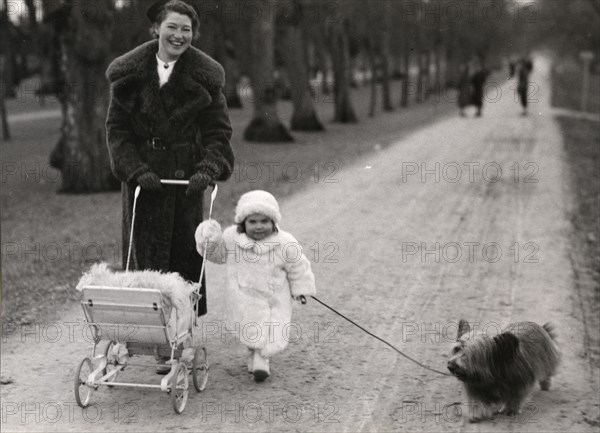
[195,190,316,382]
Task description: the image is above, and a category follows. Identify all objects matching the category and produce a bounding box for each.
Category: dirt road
[2,56,598,432]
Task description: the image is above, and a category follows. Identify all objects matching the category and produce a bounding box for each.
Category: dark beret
[146,0,169,22]
[146,0,200,23]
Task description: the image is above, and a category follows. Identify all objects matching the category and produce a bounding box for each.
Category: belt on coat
[145,137,192,151]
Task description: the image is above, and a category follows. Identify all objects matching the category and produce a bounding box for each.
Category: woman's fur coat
[198,226,317,357]
[105,40,234,315]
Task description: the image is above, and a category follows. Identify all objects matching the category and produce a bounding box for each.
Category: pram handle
[161,179,188,185]
[159,180,217,187]
[126,182,217,273]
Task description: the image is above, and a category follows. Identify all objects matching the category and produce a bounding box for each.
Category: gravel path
[2,55,598,432]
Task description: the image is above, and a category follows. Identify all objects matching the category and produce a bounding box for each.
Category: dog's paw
[467,402,497,422]
[540,378,551,390]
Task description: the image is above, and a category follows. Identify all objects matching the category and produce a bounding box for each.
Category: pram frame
[74,181,216,414]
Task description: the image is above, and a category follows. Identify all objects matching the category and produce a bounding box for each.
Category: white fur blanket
[77,263,196,343]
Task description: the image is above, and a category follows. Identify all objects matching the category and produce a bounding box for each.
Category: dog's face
[447,319,520,385]
[447,319,472,381]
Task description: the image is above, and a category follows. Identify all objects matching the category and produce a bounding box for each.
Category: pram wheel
[192,346,209,392]
[74,358,94,408]
[102,341,120,386]
[171,363,189,414]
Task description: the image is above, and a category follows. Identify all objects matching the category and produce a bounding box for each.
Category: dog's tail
[543,322,558,341]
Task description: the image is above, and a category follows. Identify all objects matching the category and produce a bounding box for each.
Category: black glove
[136,171,162,191]
[186,172,212,196]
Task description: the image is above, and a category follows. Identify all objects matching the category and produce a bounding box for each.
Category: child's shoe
[247,349,254,373]
[252,351,270,382]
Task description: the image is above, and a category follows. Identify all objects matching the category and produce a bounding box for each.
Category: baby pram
[74,181,216,414]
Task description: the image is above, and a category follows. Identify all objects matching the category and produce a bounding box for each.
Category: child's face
[244,213,274,241]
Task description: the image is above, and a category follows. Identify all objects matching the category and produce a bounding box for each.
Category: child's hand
[195,219,222,245]
[293,295,307,304]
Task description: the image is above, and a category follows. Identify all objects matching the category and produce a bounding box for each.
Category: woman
[470,60,489,117]
[457,62,471,117]
[517,56,533,116]
[105,0,234,318]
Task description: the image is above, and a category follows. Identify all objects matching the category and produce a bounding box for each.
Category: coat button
[174,170,185,179]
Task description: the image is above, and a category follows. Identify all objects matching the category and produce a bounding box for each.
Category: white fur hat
[234,190,281,225]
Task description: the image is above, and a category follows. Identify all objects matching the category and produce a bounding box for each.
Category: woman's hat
[146,0,169,22]
[234,190,281,225]
[146,0,199,23]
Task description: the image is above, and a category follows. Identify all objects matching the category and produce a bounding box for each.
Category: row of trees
[2,0,593,192]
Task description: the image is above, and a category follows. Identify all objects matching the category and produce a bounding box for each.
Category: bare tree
[0,56,10,141]
[24,0,39,71]
[325,18,357,123]
[366,36,377,117]
[50,0,119,192]
[379,0,394,112]
[1,0,12,140]
[280,0,324,131]
[243,0,293,142]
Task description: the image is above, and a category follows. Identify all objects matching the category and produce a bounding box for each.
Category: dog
[447,319,560,422]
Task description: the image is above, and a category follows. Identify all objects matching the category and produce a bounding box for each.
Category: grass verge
[552,55,600,368]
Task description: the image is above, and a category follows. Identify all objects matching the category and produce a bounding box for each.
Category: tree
[400,6,414,107]
[378,0,394,111]
[279,0,324,131]
[1,0,13,139]
[198,0,243,108]
[324,17,357,123]
[1,56,9,140]
[49,0,119,192]
[243,0,293,142]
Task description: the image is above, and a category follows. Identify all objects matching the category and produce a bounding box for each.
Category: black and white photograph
[1,0,599,431]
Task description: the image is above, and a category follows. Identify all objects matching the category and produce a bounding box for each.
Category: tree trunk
[434,41,442,95]
[1,3,13,139]
[423,50,432,101]
[202,5,242,109]
[366,37,377,118]
[24,0,39,72]
[1,0,16,98]
[52,0,119,192]
[0,56,10,141]
[38,0,64,106]
[380,51,393,111]
[310,27,330,96]
[401,37,410,107]
[380,3,393,112]
[445,43,461,88]
[222,45,242,108]
[327,21,357,123]
[281,1,324,131]
[243,0,293,142]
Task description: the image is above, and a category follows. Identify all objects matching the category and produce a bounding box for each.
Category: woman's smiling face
[156,11,193,62]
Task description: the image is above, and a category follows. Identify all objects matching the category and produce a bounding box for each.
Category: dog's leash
[299,295,451,377]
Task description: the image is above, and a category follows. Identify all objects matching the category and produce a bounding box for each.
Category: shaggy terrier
[447,319,560,422]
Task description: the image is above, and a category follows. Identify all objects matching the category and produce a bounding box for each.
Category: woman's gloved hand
[186,172,212,196]
[136,171,162,191]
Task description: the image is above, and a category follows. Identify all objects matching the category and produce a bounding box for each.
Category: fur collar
[106,40,224,90]
[225,226,297,253]
[105,40,225,139]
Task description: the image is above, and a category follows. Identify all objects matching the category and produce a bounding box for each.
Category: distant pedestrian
[195,190,316,383]
[457,63,471,117]
[517,57,534,116]
[470,60,489,117]
[457,59,489,117]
